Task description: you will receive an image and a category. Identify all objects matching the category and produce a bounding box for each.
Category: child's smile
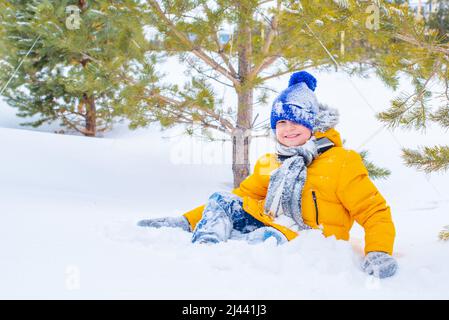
[276,120,312,147]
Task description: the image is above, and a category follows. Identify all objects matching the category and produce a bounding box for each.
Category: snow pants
[191,191,287,245]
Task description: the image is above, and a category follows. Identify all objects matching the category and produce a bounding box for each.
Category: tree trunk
[79,0,88,10]
[233,5,253,188]
[232,91,253,188]
[78,0,95,137]
[84,94,96,137]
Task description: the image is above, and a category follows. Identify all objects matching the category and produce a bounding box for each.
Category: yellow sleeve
[183,154,271,230]
[336,150,396,255]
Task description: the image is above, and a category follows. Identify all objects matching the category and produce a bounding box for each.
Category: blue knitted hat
[270,71,319,132]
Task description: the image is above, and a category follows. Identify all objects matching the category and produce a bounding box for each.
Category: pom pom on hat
[270,70,320,132]
[288,71,317,91]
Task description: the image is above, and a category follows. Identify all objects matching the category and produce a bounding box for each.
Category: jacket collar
[314,128,342,147]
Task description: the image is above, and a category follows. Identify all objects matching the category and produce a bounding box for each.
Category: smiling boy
[138,71,398,279]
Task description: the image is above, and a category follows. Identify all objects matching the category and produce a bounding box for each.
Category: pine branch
[402,145,449,173]
[147,0,240,89]
[162,106,226,133]
[258,61,320,82]
[250,1,281,78]
[377,61,441,129]
[59,112,89,135]
[359,150,391,180]
[183,55,234,88]
[204,4,238,79]
[211,31,238,78]
[150,92,234,133]
[394,33,449,57]
[439,226,449,241]
[430,104,449,128]
[252,55,281,78]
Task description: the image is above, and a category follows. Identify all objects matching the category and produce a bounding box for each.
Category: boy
[138,71,398,279]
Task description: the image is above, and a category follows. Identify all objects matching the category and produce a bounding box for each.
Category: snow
[1,68,449,299]
[89,9,107,16]
[273,101,283,115]
[274,215,298,231]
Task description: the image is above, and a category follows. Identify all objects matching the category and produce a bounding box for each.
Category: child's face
[275,120,312,147]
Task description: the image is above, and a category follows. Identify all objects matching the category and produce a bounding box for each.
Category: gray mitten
[137,216,191,232]
[361,251,398,279]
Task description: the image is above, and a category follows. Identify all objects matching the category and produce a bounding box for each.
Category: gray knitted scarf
[264,136,319,230]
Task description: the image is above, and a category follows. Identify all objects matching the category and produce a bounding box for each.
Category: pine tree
[126,0,423,187]
[376,1,449,174]
[0,0,152,136]
[373,1,449,239]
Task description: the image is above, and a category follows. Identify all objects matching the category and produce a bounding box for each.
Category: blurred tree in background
[0,0,153,136]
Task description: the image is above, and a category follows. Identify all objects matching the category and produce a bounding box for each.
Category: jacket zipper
[312,190,319,227]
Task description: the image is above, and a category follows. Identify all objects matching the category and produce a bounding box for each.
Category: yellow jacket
[183,128,396,255]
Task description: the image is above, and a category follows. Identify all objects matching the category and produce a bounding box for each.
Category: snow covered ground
[0,70,448,299]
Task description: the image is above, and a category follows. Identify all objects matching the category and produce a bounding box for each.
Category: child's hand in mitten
[362,251,398,279]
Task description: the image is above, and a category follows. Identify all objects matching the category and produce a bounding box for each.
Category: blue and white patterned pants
[191,191,287,245]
